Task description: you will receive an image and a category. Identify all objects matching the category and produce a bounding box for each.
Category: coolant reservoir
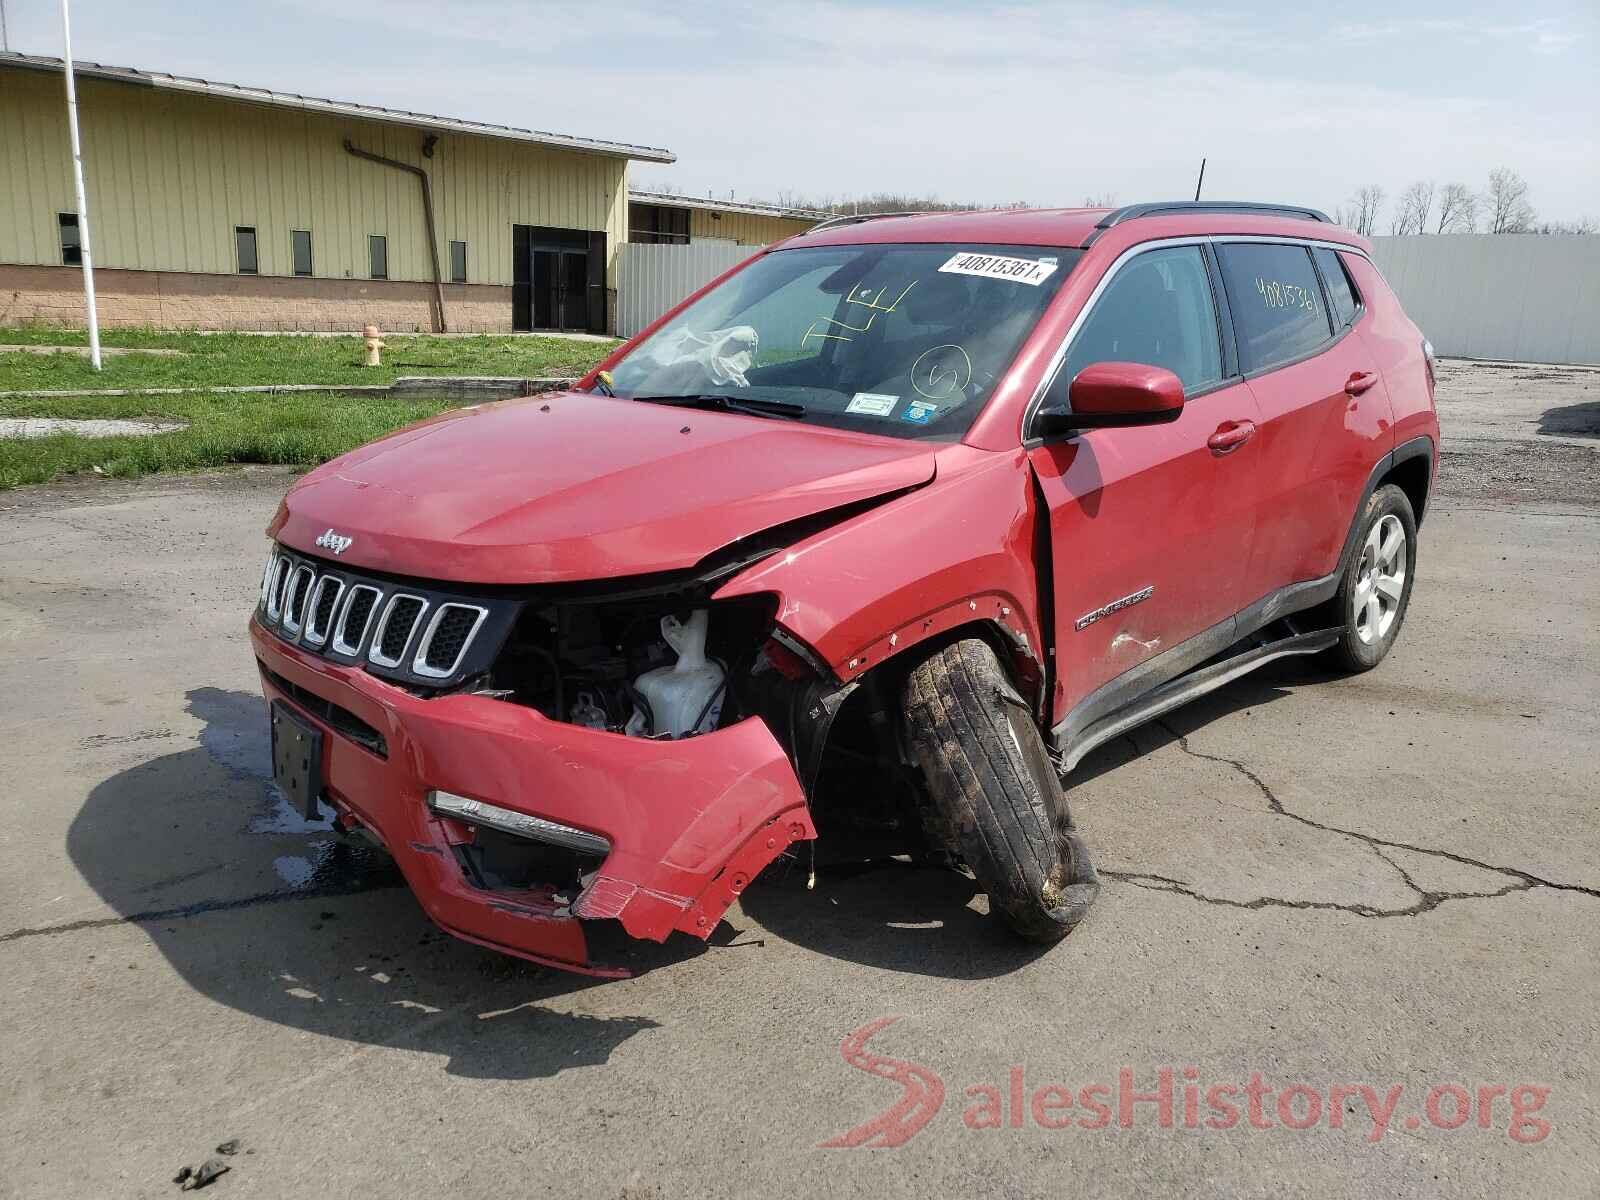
[628,610,725,738]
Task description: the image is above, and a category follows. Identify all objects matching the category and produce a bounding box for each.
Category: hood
[271,391,938,584]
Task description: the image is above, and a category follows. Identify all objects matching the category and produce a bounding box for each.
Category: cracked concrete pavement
[1101,717,1600,920]
[1,363,1597,1197]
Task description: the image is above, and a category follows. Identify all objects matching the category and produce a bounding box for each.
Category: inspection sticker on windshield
[846,392,900,416]
[938,252,1058,286]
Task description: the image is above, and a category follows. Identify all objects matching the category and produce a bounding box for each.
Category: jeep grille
[255,547,517,690]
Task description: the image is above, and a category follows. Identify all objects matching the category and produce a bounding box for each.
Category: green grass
[0,390,448,489]
[0,327,618,393]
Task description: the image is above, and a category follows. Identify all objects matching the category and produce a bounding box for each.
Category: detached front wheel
[901,638,1098,943]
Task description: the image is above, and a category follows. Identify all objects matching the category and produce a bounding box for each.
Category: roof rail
[1094,201,1333,230]
[802,210,939,235]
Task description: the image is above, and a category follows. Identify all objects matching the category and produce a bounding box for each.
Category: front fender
[715,444,1048,693]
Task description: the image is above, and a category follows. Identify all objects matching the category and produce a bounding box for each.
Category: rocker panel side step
[1057,626,1340,778]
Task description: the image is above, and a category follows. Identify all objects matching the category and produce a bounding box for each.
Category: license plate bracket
[270,700,324,819]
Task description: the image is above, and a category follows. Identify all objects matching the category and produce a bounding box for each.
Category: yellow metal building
[0,52,679,333]
[627,189,827,248]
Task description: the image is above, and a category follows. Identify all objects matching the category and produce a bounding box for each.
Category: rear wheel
[901,638,1099,942]
[1326,484,1417,672]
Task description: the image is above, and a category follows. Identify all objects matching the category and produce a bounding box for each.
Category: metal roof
[627,188,829,222]
[0,51,676,163]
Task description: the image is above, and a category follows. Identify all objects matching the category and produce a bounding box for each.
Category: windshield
[606,243,1082,440]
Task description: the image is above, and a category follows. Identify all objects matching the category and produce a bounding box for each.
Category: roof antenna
[1193,157,1206,201]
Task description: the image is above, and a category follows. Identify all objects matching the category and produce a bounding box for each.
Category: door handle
[1207,420,1257,454]
[1344,371,1379,396]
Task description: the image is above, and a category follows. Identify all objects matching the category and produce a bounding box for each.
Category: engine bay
[485,592,776,740]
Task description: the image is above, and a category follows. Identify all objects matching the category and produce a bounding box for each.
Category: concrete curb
[0,376,578,401]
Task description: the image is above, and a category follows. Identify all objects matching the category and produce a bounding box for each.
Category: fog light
[426,790,611,856]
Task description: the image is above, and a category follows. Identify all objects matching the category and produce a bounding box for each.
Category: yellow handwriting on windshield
[911,343,972,401]
[800,280,919,349]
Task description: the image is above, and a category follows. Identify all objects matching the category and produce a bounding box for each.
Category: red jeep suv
[251,201,1439,975]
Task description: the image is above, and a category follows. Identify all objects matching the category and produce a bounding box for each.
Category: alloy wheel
[1352,513,1407,644]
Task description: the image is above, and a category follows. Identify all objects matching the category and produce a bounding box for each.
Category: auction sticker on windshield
[938,252,1058,286]
[846,392,900,416]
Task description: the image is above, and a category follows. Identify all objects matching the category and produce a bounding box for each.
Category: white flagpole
[59,0,102,370]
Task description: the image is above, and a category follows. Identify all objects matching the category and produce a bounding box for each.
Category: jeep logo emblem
[315,528,354,555]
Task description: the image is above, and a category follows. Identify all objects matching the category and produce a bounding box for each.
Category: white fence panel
[1370,234,1600,365]
[617,235,1600,364]
[616,240,754,339]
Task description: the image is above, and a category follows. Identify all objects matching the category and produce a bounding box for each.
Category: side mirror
[1033,362,1186,439]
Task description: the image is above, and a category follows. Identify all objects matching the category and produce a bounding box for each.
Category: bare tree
[773,189,828,213]
[1535,216,1599,235]
[1342,185,1384,236]
[769,192,1031,216]
[1413,181,1435,233]
[1082,192,1118,207]
[1389,181,1435,235]
[1434,182,1477,233]
[1484,168,1536,234]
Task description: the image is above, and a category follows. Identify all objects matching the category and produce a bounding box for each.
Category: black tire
[901,637,1099,942]
[1325,484,1418,672]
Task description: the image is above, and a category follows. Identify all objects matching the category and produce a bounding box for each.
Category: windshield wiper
[629,393,807,420]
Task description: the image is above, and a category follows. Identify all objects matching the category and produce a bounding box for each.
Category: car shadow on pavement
[1066,654,1322,790]
[739,857,1055,979]
[63,664,1318,1067]
[743,657,1317,974]
[65,686,1043,1083]
[64,687,682,1081]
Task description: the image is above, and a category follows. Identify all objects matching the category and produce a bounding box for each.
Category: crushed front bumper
[250,617,815,976]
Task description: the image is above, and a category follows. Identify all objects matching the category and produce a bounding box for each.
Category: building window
[449,240,467,284]
[368,234,388,280]
[235,226,258,275]
[628,203,690,245]
[58,213,82,265]
[291,230,313,277]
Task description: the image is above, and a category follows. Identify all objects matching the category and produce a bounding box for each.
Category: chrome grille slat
[281,565,316,635]
[302,576,345,647]
[412,603,490,679]
[265,556,292,621]
[332,584,382,656]
[368,593,428,668]
[259,551,279,608]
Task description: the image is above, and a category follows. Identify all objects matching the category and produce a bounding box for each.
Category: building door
[512,226,608,334]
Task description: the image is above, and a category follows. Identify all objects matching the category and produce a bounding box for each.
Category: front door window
[1054,244,1224,399]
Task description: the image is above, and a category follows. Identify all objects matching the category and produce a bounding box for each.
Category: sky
[3,0,1596,224]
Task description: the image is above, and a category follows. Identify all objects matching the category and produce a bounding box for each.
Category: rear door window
[1313,247,1360,329]
[1216,244,1334,373]
[1056,245,1223,397]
